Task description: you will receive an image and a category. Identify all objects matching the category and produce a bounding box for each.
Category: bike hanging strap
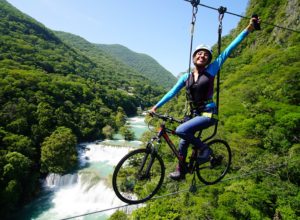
[202,6,226,142]
[216,6,227,114]
[184,0,200,116]
[184,2,227,141]
[187,1,199,75]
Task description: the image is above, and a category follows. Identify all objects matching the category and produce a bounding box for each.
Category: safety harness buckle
[201,112,219,120]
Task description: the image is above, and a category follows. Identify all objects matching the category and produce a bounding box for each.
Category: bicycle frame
[112,113,232,204]
[152,121,186,168]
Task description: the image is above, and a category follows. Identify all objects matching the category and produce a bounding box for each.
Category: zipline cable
[184,0,300,33]
[60,204,132,220]
[59,158,299,220]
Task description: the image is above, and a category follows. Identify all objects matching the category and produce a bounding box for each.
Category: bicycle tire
[112,148,165,204]
[197,139,231,185]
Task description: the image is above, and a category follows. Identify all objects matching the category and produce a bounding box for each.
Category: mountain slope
[0,0,95,75]
[0,0,165,217]
[0,0,164,111]
[130,0,300,219]
[54,31,176,89]
[96,44,177,89]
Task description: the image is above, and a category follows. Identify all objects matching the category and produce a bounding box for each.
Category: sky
[6,0,249,76]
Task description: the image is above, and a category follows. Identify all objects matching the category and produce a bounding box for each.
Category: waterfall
[45,173,78,188]
[16,116,148,220]
[37,141,145,219]
[38,170,124,219]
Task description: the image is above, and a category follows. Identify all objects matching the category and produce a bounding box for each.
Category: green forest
[54,31,177,90]
[0,0,299,219]
[0,0,170,218]
[109,0,300,219]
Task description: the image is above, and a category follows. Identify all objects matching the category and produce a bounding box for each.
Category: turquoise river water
[13,116,148,220]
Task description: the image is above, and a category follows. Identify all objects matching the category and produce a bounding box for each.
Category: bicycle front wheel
[112,148,165,204]
[197,139,231,185]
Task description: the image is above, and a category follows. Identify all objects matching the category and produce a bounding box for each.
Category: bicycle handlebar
[147,111,183,124]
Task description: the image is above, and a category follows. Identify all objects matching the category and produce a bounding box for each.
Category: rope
[184,0,300,33]
[59,158,299,220]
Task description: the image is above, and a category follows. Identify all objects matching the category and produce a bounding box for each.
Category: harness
[185,71,215,114]
[184,0,225,135]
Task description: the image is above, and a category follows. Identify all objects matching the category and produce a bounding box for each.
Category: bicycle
[112,112,231,204]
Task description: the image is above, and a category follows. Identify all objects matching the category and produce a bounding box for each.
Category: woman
[150,17,260,180]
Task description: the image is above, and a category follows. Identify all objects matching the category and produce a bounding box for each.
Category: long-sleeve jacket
[154,29,250,111]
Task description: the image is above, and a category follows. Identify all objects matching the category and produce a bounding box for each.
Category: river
[13,116,148,220]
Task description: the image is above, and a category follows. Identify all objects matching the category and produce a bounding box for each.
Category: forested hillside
[110,0,300,219]
[0,0,167,218]
[54,32,177,89]
[95,44,177,89]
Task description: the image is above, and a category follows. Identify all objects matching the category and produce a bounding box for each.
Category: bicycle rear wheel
[112,148,165,204]
[197,139,231,185]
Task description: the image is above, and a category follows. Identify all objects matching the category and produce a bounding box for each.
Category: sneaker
[197,147,212,164]
[169,163,186,181]
[169,170,186,181]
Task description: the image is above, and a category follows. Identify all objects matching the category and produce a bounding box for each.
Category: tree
[109,210,128,220]
[102,125,115,139]
[34,102,55,141]
[40,126,77,174]
[3,133,35,157]
[0,152,32,217]
[115,107,127,128]
[120,126,135,141]
[3,152,32,183]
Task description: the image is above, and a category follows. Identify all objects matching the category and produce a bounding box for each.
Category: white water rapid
[15,116,147,220]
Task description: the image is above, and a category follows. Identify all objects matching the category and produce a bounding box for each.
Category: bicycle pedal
[189,184,197,193]
[210,155,223,167]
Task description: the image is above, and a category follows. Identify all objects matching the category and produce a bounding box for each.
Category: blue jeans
[175,115,217,158]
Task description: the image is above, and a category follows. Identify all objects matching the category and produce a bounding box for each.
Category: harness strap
[187,4,198,75]
[202,6,226,143]
[201,112,219,120]
[216,6,226,114]
[184,3,199,116]
[183,2,225,142]
[186,99,213,110]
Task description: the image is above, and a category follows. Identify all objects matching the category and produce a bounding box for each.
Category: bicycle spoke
[113,149,165,204]
[197,139,231,185]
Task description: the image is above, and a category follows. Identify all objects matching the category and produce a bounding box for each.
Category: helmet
[193,44,213,63]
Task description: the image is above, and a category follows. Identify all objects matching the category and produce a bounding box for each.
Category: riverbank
[12,116,148,220]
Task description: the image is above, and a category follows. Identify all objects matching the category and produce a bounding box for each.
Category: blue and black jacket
[154,29,250,113]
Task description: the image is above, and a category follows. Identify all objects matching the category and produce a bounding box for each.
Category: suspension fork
[137,138,159,179]
[143,152,156,179]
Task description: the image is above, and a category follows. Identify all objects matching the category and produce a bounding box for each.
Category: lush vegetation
[110,0,300,219]
[0,0,167,218]
[0,0,299,219]
[40,126,77,174]
[54,31,177,89]
[95,43,177,89]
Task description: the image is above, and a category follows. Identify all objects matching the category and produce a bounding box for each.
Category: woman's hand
[149,106,157,113]
[147,106,157,117]
[247,16,261,32]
